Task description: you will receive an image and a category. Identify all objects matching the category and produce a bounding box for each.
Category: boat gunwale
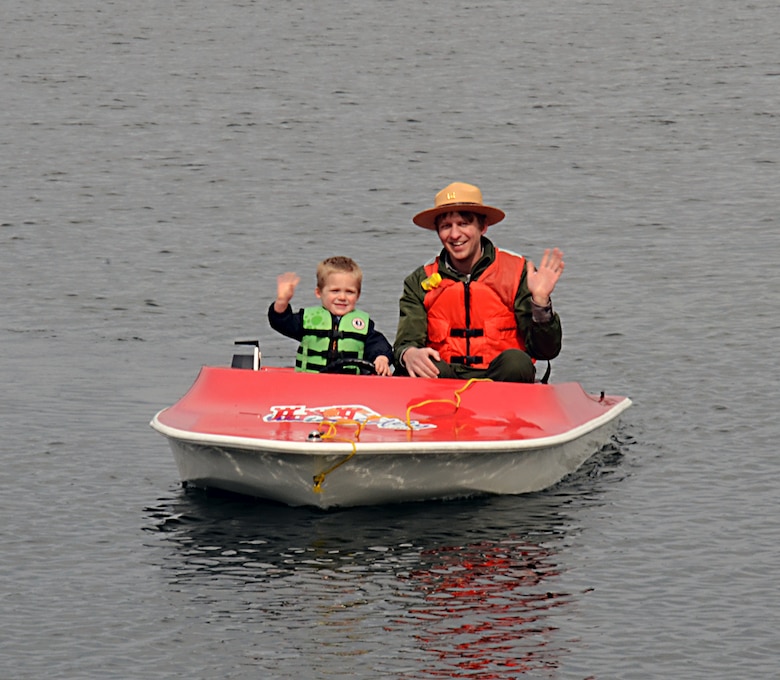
[149,396,632,456]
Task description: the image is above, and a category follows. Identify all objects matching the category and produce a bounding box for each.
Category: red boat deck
[155,366,627,447]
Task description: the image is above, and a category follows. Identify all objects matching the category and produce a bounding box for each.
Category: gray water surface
[2,1,779,678]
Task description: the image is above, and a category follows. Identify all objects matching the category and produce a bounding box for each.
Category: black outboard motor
[231,340,261,370]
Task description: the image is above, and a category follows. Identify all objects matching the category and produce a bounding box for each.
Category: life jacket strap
[450,328,484,338]
[450,355,483,366]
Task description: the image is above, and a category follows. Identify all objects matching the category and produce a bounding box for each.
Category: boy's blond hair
[316,256,363,293]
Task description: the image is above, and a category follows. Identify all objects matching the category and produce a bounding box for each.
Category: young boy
[268,256,394,375]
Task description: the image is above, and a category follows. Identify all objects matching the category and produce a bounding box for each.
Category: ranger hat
[412,182,505,230]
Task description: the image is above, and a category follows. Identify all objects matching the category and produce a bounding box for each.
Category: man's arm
[515,267,563,361]
[392,268,430,367]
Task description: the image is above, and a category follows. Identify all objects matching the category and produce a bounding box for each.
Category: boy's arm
[364,322,394,363]
[364,321,394,376]
[268,303,304,341]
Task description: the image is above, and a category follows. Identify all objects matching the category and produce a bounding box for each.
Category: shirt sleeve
[267,303,305,341]
[365,320,395,364]
[514,266,563,360]
[392,267,429,366]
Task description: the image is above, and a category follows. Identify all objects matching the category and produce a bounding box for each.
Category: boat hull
[151,366,631,508]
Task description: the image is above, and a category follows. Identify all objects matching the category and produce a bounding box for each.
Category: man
[394,182,564,382]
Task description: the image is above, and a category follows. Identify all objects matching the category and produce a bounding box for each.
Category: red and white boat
[150,347,631,509]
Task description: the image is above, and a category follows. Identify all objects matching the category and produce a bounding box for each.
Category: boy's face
[316,272,360,316]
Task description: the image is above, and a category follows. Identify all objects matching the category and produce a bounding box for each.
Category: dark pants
[433,349,536,383]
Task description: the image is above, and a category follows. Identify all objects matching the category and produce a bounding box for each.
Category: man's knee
[486,350,535,383]
[433,359,459,379]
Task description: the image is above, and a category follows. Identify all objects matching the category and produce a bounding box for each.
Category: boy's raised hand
[274,272,301,312]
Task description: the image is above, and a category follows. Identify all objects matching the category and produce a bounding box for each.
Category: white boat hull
[151,366,632,508]
[158,405,628,508]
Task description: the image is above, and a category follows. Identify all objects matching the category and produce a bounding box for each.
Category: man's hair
[316,256,363,292]
[434,210,487,230]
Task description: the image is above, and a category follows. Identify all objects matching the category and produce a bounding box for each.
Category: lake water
[2,1,779,678]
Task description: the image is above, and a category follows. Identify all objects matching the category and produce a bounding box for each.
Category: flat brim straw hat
[412,182,506,230]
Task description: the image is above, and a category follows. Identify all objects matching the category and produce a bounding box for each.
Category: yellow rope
[310,378,491,492]
[404,378,492,429]
[311,418,364,492]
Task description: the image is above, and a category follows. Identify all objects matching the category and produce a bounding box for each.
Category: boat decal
[263,404,436,430]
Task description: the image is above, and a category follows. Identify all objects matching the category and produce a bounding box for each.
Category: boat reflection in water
[394,539,567,677]
[143,460,628,677]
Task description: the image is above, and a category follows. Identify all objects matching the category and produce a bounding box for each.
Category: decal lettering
[264,404,435,430]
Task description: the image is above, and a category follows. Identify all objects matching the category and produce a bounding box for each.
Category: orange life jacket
[423,249,526,368]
